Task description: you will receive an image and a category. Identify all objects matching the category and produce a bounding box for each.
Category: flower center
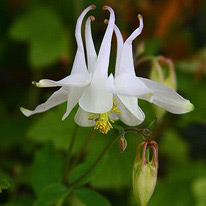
[88,99,121,134]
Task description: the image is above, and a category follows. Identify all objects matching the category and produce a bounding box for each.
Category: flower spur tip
[188,102,194,112]
[137,14,142,19]
[20,107,32,117]
[102,5,109,10]
[90,16,95,21]
[90,4,96,9]
[32,81,40,87]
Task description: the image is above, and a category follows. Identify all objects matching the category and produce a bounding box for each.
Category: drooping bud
[132,141,158,206]
[118,134,127,153]
[150,56,177,121]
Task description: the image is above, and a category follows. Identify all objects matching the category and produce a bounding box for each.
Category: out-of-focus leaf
[9,7,69,69]
[0,117,30,148]
[68,154,108,187]
[27,105,91,152]
[159,129,189,163]
[192,177,206,206]
[176,71,206,125]
[27,105,75,151]
[89,132,141,189]
[29,32,69,68]
[34,183,69,206]
[74,187,111,206]
[149,178,194,206]
[10,7,63,42]
[0,173,11,193]
[31,143,64,196]
[149,163,206,206]
[177,49,206,74]
[144,38,162,56]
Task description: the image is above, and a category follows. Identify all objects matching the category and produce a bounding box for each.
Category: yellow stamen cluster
[89,99,121,134]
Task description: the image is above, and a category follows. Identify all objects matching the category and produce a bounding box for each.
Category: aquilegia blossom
[21,5,120,134]
[21,6,193,134]
[108,15,193,126]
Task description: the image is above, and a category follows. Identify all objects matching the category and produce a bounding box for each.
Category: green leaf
[27,105,91,152]
[0,173,11,193]
[27,105,74,150]
[159,129,189,163]
[68,154,108,187]
[34,183,69,206]
[192,177,206,206]
[89,132,141,189]
[74,187,111,206]
[10,7,63,42]
[29,32,69,68]
[31,143,64,196]
[9,7,69,69]
[176,71,206,125]
[144,37,162,55]
[149,163,206,206]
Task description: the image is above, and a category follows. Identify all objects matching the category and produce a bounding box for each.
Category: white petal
[35,73,92,88]
[108,73,152,97]
[114,24,124,76]
[139,78,194,114]
[20,87,68,117]
[71,5,96,75]
[79,74,113,114]
[116,95,145,126]
[74,107,96,127]
[85,16,97,73]
[62,87,85,120]
[117,15,143,76]
[95,6,115,77]
[125,14,143,44]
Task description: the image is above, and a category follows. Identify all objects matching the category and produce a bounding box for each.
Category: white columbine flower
[108,14,194,127]
[21,5,121,134]
[21,6,193,134]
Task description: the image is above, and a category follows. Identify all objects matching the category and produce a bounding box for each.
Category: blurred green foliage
[0,0,206,206]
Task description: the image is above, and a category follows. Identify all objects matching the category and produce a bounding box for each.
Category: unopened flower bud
[150,56,177,120]
[118,135,127,153]
[132,141,158,206]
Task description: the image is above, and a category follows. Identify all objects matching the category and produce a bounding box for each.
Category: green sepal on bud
[132,141,158,206]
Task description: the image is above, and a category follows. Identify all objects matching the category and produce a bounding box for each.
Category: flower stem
[63,124,79,181]
[136,56,154,66]
[70,130,96,170]
[68,132,121,188]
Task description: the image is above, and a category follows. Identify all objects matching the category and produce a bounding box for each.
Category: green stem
[63,124,79,180]
[68,132,120,187]
[136,56,154,66]
[70,129,96,170]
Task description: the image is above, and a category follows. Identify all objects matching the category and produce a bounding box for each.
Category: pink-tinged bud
[132,141,158,206]
[150,56,177,121]
[118,135,127,153]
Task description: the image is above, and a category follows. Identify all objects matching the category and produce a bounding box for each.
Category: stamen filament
[89,98,121,134]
